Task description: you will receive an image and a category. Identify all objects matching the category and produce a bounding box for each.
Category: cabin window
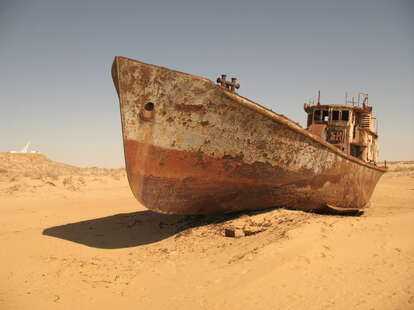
[350,144,363,159]
[314,110,321,121]
[342,110,349,121]
[332,110,339,120]
[322,110,329,122]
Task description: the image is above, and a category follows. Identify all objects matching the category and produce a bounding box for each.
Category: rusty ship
[111,56,386,215]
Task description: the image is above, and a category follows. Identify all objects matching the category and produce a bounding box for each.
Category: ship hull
[112,56,386,215]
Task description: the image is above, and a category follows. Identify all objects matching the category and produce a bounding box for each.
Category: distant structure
[10,141,40,154]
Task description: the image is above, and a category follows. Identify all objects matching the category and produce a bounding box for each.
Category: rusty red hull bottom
[131,174,339,214]
[125,140,382,215]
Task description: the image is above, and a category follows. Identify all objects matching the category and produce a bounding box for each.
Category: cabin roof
[304,104,372,113]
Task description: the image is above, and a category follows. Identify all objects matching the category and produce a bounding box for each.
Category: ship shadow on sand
[42,207,363,249]
[42,209,250,249]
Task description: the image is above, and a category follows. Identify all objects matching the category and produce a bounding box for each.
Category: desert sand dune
[0,154,413,309]
[0,152,125,196]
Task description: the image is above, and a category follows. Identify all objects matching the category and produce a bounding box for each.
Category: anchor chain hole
[144,102,154,111]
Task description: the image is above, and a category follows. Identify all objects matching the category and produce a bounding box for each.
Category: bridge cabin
[304,94,379,164]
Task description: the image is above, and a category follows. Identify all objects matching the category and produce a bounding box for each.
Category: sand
[0,154,413,309]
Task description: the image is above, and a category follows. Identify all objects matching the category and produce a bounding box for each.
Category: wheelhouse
[304,93,379,164]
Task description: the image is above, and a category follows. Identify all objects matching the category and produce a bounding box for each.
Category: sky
[0,0,413,167]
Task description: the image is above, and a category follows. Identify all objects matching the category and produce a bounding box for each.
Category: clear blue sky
[1,0,413,167]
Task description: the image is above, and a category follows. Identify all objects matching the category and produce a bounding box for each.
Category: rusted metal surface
[112,56,386,215]
[308,124,327,140]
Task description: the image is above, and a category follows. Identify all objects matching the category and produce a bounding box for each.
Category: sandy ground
[0,154,413,309]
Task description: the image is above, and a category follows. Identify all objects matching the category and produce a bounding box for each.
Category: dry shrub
[9,176,19,182]
[5,184,23,194]
[63,177,78,191]
[62,176,72,186]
